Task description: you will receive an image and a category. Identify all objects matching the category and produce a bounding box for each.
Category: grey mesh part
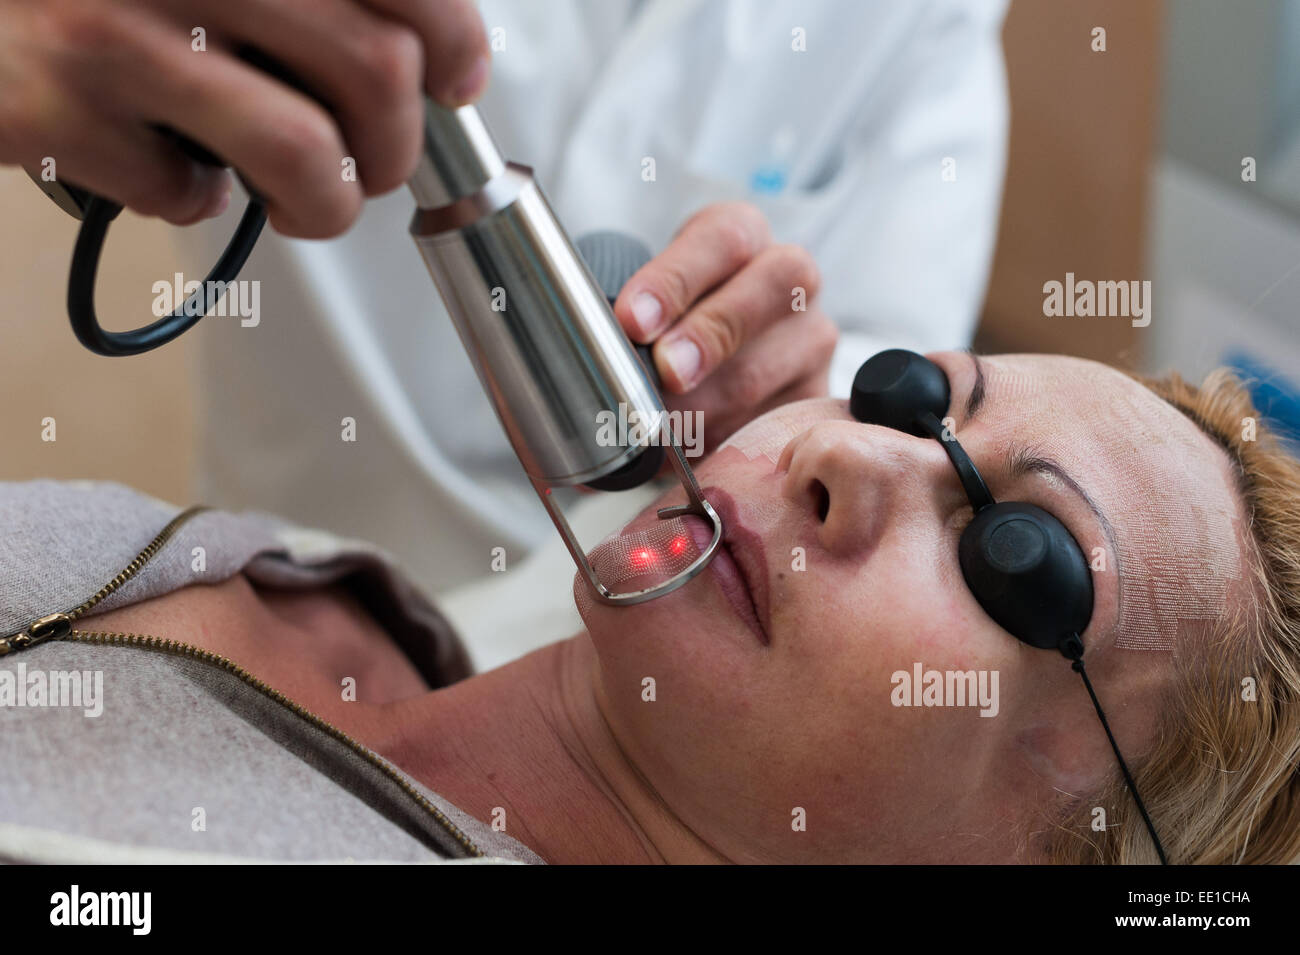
[575,230,662,393]
[575,231,654,303]
[574,513,706,617]
[589,515,702,587]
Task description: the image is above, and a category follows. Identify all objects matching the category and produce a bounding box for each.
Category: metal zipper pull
[0,506,209,658]
[0,613,73,656]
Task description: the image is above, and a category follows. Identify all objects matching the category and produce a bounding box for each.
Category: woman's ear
[1014,723,1113,797]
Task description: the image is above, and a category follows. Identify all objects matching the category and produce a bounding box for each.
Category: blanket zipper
[0,504,483,858]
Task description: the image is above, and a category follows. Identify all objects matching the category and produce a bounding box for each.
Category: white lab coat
[181,0,1009,599]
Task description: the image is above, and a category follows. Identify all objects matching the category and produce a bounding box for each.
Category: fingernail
[630,292,663,338]
[187,174,231,223]
[662,337,702,389]
[207,183,231,218]
[449,56,490,105]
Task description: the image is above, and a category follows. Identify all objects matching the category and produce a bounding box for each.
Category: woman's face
[576,352,1250,863]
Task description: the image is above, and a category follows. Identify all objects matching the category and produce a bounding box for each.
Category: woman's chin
[574,565,761,674]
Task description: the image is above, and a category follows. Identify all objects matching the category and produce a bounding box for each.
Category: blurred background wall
[0,170,204,503]
[2,0,1297,499]
[980,0,1300,447]
[975,0,1162,366]
[1146,0,1300,446]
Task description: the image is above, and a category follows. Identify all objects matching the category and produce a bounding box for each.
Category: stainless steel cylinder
[406,101,723,605]
[408,102,505,207]
[408,106,663,486]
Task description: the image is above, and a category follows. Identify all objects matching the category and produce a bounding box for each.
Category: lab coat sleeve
[829,329,907,402]
[812,0,1010,400]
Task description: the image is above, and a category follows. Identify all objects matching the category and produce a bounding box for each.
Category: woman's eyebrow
[963,348,987,421]
[960,352,1114,555]
[1006,448,1119,559]
[1007,449,1124,645]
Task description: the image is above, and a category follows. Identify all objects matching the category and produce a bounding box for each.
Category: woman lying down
[2,349,1298,865]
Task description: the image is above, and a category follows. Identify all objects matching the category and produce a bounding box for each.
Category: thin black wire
[1066,638,1169,865]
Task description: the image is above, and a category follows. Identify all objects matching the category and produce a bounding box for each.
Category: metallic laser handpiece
[406,100,722,605]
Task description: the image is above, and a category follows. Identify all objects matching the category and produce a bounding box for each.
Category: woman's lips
[694,486,772,646]
[676,514,766,645]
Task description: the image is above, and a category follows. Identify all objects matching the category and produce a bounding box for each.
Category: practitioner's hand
[612,202,837,453]
[0,0,490,236]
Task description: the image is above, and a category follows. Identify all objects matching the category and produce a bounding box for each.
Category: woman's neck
[378,635,729,864]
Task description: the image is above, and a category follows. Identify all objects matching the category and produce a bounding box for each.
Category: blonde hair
[1045,367,1300,864]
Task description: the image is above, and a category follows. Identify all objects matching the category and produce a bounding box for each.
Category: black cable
[916,411,995,511]
[67,193,267,357]
[1063,636,1169,864]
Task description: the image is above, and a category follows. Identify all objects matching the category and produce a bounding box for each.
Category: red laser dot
[669,535,688,556]
[630,547,656,571]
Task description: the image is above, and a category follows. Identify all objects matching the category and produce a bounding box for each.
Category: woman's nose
[777,420,963,558]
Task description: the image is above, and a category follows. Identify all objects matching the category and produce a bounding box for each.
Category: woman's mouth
[580,486,772,645]
[708,536,768,645]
